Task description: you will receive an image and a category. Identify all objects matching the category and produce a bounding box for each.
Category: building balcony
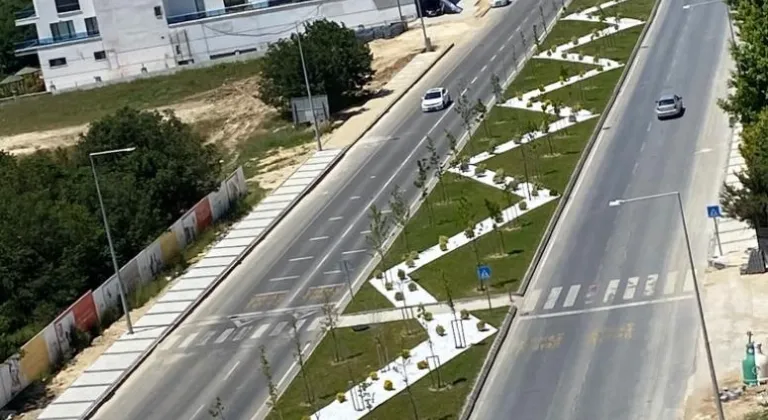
[14,4,37,26]
[167,0,313,25]
[15,32,101,54]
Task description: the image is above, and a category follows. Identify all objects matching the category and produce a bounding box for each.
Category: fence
[0,166,247,409]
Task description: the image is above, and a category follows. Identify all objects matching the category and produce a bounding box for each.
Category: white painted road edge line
[518,294,694,320]
[224,360,241,381]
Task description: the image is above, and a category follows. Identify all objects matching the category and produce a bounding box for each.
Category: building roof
[0,75,22,85]
[15,66,40,76]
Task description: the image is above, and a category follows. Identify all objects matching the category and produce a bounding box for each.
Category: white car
[655,93,684,119]
[491,0,511,7]
[421,87,451,112]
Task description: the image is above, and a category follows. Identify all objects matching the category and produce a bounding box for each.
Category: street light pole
[413,0,432,52]
[89,147,136,335]
[608,191,725,420]
[295,21,322,151]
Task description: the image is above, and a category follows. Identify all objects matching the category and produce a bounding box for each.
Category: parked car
[491,0,511,7]
[421,87,451,112]
[655,93,684,119]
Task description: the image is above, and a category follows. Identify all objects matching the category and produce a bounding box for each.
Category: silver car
[655,93,684,119]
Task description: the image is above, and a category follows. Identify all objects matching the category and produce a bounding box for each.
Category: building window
[85,17,99,36]
[50,20,75,41]
[55,0,80,14]
[94,76,102,82]
[224,0,247,7]
[49,57,67,68]
[154,6,163,18]
[93,50,106,60]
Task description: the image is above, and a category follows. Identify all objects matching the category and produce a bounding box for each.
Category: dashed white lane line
[647,122,652,131]
[491,53,498,61]
[329,216,343,221]
[471,76,479,84]
[191,404,206,419]
[269,275,300,282]
[481,64,488,72]
[224,360,241,380]
[360,230,372,235]
[288,256,314,262]
[341,249,367,255]
[324,269,342,275]
[350,196,361,200]
[310,236,329,241]
[518,295,694,320]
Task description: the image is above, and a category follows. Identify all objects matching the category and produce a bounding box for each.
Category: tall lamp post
[413,0,432,52]
[90,147,136,335]
[295,21,322,152]
[608,191,724,420]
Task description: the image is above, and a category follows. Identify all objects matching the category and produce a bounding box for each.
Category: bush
[423,311,433,321]
[571,36,579,45]
[385,281,394,291]
[519,201,529,211]
[405,256,415,268]
[459,155,471,172]
[475,163,487,177]
[546,50,553,57]
[532,185,540,197]
[394,291,404,301]
[436,325,446,336]
[560,52,568,59]
[336,393,347,403]
[439,235,449,251]
[401,349,411,359]
[409,250,419,260]
[526,101,534,108]
[493,170,506,185]
[370,371,379,380]
[417,360,429,370]
[477,320,487,331]
[408,282,418,292]
[460,309,470,320]
[374,269,383,279]
[384,379,394,391]
[397,268,406,280]
[550,188,559,196]
[538,84,546,92]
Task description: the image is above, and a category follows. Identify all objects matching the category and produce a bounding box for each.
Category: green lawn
[410,200,559,300]
[360,307,509,419]
[384,172,513,264]
[484,119,598,191]
[465,107,548,157]
[505,59,598,99]
[578,26,644,61]
[539,20,607,51]
[0,58,263,136]
[568,0,655,20]
[541,68,622,113]
[344,282,393,314]
[269,320,427,420]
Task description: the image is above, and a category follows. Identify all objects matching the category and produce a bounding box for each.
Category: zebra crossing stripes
[269,321,288,337]
[544,287,562,310]
[251,324,270,339]
[604,280,620,303]
[563,285,580,308]
[644,274,657,296]
[522,289,543,313]
[683,271,694,292]
[663,271,678,295]
[623,277,638,300]
[178,333,198,349]
[215,328,234,343]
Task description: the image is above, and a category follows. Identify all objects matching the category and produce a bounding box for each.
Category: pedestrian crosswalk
[521,269,699,314]
[156,316,323,352]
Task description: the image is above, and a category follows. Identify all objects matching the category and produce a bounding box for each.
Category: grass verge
[344,282,394,314]
[577,25,644,61]
[539,20,607,51]
[568,0,655,20]
[358,307,509,419]
[0,59,263,137]
[268,320,427,420]
[504,59,598,99]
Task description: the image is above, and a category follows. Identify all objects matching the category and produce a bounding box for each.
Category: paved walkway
[37,149,343,420]
[338,294,518,328]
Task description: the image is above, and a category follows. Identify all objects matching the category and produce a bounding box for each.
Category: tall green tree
[259,19,374,113]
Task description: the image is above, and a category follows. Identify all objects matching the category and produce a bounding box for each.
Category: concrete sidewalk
[337,294,518,328]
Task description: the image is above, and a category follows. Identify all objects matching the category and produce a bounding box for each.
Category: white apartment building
[14,0,416,91]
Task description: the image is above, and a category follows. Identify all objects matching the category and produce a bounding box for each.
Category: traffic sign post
[477,265,493,310]
[707,205,724,256]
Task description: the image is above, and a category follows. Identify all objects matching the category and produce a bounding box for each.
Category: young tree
[490,73,504,104]
[320,289,342,363]
[426,136,448,203]
[525,120,541,178]
[208,397,226,420]
[413,158,434,224]
[484,198,506,255]
[400,358,421,420]
[389,184,411,252]
[366,204,391,283]
[474,98,491,138]
[541,115,555,155]
[453,86,477,149]
[259,19,374,112]
[259,345,284,420]
[458,196,482,281]
[290,314,315,407]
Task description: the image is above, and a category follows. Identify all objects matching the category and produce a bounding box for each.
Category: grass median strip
[504,60,598,99]
[577,25,645,61]
[539,20,607,51]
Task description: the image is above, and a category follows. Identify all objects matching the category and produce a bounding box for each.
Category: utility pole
[413,0,432,52]
[295,21,322,151]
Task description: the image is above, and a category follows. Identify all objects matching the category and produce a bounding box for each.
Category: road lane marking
[158,335,180,351]
[288,256,313,262]
[519,295,694,320]
[341,249,367,255]
[543,287,562,310]
[646,122,652,131]
[324,270,342,275]
[350,196,361,200]
[178,333,198,349]
[644,274,658,296]
[683,270,695,292]
[563,285,580,307]
[381,209,392,214]
[224,360,241,380]
[623,277,639,300]
[664,270,678,295]
[521,289,542,312]
[215,328,234,343]
[192,404,206,419]
[233,326,252,341]
[360,230,371,235]
[471,76,479,84]
[294,318,307,331]
[603,279,619,303]
[269,275,299,282]
[500,44,506,51]
[329,216,343,221]
[270,321,288,336]
[250,324,270,339]
[491,53,498,61]
[309,236,329,241]
[197,331,216,346]
[585,284,598,304]
[481,64,488,72]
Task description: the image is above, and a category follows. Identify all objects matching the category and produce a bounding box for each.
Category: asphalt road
[90,1,564,419]
[469,0,733,419]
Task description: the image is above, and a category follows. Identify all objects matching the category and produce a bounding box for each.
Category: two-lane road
[91,1,566,419]
[470,0,733,418]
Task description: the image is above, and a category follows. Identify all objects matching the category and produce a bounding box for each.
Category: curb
[81,43,458,420]
[515,0,664,297]
[459,305,518,420]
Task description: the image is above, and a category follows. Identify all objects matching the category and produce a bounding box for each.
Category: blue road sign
[707,205,722,218]
[477,265,492,281]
